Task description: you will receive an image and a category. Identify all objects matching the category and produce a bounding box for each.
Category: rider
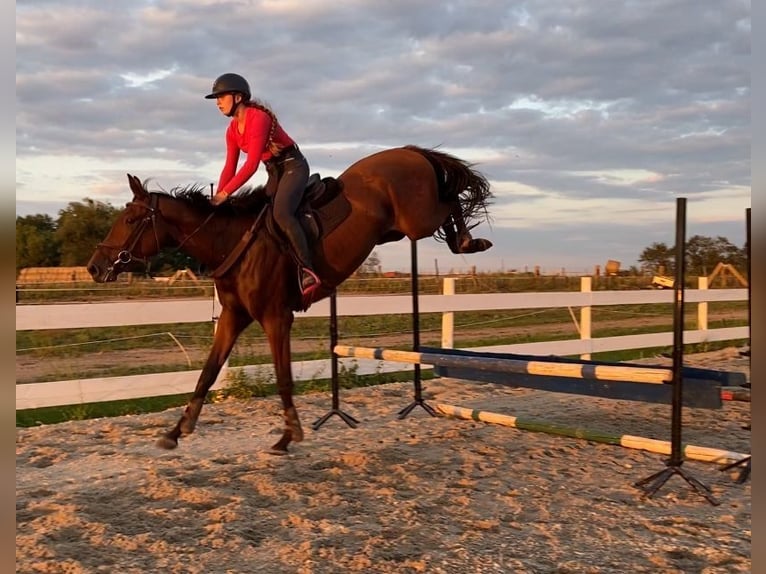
[205,72,320,298]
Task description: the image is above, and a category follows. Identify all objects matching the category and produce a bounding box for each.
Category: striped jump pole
[435,403,750,466]
[333,345,674,385]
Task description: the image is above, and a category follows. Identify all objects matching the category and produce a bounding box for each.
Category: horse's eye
[125,215,137,225]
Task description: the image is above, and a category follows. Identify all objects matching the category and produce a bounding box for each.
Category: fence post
[441,277,455,349]
[580,276,592,360]
[697,276,708,330]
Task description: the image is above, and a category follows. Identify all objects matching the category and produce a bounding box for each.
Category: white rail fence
[16,278,748,410]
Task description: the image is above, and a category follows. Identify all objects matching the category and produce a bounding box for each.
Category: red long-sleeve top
[216,106,296,196]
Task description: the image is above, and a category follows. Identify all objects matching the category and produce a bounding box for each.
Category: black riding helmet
[205,73,251,117]
[204,73,251,100]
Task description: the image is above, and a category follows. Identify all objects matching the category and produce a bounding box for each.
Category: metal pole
[719,206,751,482]
[397,239,436,418]
[668,197,686,466]
[635,197,718,504]
[330,291,340,411]
[412,239,421,390]
[312,290,359,430]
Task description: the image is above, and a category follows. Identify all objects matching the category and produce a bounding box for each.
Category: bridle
[97,193,161,281]
[98,192,217,281]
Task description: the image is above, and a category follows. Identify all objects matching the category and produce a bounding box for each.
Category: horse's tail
[404,145,493,236]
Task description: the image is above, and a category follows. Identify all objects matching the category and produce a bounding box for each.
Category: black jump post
[311,290,360,430]
[718,206,751,483]
[397,239,437,419]
[634,197,719,505]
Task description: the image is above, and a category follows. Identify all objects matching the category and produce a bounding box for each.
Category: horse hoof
[479,238,493,251]
[269,432,293,454]
[460,238,493,253]
[285,408,304,442]
[179,419,197,435]
[156,436,179,450]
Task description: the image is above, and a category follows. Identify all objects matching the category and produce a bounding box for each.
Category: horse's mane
[143,180,270,216]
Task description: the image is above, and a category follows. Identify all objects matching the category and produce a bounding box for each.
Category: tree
[55,199,121,266]
[638,235,747,278]
[685,235,744,277]
[356,251,382,275]
[16,214,61,271]
[638,242,674,275]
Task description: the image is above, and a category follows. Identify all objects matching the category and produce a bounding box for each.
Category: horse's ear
[126,173,148,199]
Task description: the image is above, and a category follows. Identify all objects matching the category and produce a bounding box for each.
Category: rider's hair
[243,100,284,156]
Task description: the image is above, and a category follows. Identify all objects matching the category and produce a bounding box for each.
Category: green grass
[15,394,191,427]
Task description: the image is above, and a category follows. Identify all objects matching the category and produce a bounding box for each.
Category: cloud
[15,0,750,270]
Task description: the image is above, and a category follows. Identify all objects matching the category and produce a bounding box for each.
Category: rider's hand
[210,192,229,206]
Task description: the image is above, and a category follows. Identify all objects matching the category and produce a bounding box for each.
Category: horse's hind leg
[441,214,462,254]
[262,311,303,455]
[157,307,252,450]
[442,209,493,254]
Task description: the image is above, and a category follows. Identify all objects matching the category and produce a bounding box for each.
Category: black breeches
[268,152,312,265]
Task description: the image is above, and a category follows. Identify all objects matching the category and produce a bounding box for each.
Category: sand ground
[16,348,750,573]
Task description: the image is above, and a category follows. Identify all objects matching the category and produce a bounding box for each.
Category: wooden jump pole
[435,403,750,466]
[333,345,674,385]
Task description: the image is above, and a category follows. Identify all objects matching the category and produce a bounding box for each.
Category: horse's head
[87,174,173,282]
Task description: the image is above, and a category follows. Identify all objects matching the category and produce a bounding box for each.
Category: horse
[87,145,493,454]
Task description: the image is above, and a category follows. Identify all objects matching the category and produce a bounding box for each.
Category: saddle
[267,173,350,244]
[210,174,351,279]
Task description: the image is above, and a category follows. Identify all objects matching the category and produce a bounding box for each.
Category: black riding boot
[281,219,321,294]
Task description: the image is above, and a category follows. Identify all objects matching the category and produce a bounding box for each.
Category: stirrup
[300,267,321,295]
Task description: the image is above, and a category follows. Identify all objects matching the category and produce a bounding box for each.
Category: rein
[210,205,268,278]
[176,211,216,250]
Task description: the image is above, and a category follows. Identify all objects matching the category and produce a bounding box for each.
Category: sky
[16,0,751,274]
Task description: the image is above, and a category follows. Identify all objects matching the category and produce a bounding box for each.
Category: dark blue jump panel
[422,347,724,409]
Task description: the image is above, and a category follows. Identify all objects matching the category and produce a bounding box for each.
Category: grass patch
[16,393,190,427]
[17,366,428,427]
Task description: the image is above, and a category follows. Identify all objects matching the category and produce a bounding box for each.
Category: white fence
[16,279,748,410]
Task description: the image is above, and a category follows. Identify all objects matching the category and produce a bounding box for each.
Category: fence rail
[15,280,748,410]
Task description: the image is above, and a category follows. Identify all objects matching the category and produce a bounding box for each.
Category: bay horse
[87,145,493,454]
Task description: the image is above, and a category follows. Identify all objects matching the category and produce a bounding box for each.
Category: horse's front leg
[262,311,303,455]
[157,307,252,450]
